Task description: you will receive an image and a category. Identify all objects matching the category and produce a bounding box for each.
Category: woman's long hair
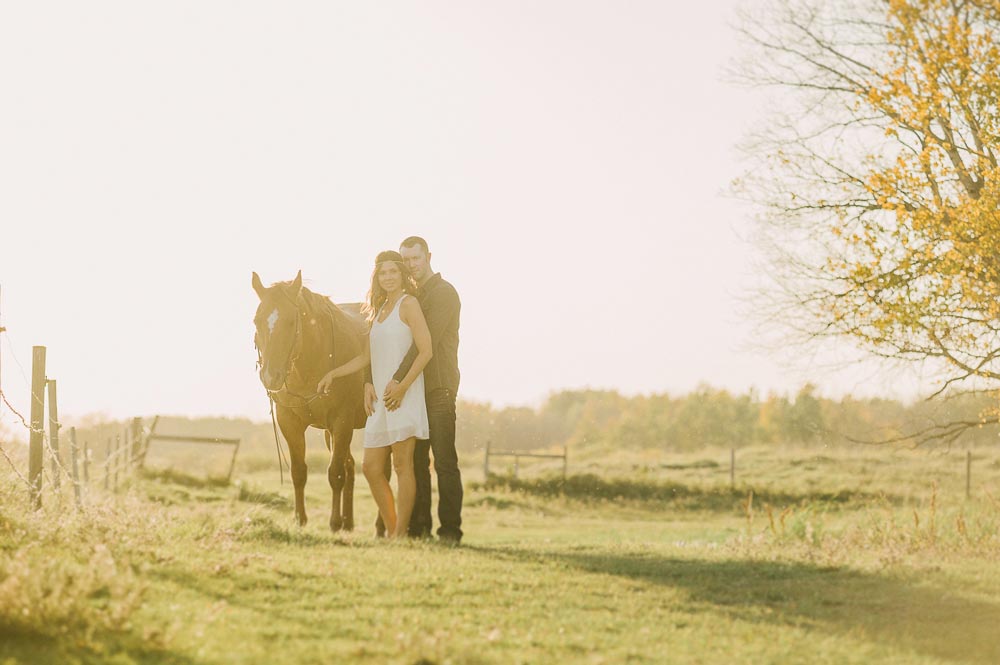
[363,250,418,325]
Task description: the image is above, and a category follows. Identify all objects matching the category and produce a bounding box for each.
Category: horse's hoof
[343,520,355,532]
[297,514,308,528]
[329,518,343,532]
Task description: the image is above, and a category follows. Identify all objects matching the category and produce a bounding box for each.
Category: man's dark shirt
[392,273,461,395]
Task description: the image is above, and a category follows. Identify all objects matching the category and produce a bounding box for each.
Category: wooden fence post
[226,437,242,483]
[124,427,132,472]
[28,346,46,509]
[103,437,111,491]
[113,434,120,492]
[69,426,82,508]
[129,418,142,463]
[730,448,735,489]
[138,416,159,468]
[47,379,60,490]
[83,440,90,485]
[483,440,491,479]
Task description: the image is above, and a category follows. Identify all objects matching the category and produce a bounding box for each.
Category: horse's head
[252,270,304,392]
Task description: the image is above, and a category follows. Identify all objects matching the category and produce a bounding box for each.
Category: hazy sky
[0,1,925,424]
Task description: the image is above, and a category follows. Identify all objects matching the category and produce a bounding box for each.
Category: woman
[317,251,433,538]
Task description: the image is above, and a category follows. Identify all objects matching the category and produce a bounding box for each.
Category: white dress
[364,295,429,448]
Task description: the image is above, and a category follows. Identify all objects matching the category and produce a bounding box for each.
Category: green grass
[1,444,999,664]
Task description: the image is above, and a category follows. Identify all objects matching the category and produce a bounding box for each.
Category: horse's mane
[273,281,367,358]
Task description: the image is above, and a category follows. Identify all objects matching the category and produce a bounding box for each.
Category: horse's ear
[291,270,303,296]
[252,272,267,300]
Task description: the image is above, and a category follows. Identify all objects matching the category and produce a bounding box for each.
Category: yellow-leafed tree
[735,0,1000,444]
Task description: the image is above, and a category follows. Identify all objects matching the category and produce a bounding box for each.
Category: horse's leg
[324,430,341,531]
[374,456,392,537]
[327,422,354,532]
[343,451,356,532]
[278,410,308,527]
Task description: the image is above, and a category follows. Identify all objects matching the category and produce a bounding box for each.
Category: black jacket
[392,273,461,395]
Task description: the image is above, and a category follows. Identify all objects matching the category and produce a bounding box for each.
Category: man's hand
[383,380,408,412]
[364,383,377,417]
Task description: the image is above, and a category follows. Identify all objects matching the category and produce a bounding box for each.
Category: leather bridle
[255,289,305,396]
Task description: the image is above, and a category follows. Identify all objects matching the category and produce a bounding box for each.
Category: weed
[0,493,167,652]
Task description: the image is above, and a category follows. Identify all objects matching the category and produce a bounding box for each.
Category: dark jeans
[409,387,463,541]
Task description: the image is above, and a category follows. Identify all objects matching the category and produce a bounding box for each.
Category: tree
[735,0,1000,443]
[787,384,825,444]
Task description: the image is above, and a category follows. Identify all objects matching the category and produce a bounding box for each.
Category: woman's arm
[317,335,371,394]
[393,297,433,392]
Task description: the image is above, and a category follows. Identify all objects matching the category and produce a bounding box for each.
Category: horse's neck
[287,298,336,388]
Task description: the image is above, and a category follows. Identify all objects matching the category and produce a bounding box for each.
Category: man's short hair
[400,236,430,254]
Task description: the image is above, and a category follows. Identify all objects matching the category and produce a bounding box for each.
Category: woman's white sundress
[364,295,429,448]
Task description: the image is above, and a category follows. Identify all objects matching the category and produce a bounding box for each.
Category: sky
[0,1,930,425]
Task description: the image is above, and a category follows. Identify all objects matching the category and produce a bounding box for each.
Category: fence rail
[144,430,241,482]
[484,439,568,479]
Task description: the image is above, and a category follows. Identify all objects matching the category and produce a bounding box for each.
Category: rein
[268,395,288,485]
[256,342,291,485]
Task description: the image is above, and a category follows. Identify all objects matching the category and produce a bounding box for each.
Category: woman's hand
[317,371,336,395]
[317,347,371,397]
[364,383,378,416]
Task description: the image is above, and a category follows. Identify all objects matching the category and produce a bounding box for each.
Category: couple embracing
[318,236,463,543]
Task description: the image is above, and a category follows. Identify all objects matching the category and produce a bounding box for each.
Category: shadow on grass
[473,473,897,512]
[142,467,231,489]
[660,459,720,470]
[234,515,333,546]
[0,627,198,665]
[236,483,292,510]
[466,544,1000,664]
[466,495,558,513]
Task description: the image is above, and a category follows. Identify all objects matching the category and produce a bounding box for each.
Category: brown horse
[252,270,369,531]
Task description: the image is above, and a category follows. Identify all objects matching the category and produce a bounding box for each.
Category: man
[366,236,463,543]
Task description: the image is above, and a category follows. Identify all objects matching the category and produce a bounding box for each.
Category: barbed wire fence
[0,282,35,496]
[1,285,236,510]
[0,293,151,510]
[1,384,151,509]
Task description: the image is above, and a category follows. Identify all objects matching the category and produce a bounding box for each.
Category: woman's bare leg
[391,437,416,538]
[363,446,396,537]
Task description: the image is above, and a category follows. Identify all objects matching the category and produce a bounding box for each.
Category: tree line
[457,386,1000,453]
[3,385,995,468]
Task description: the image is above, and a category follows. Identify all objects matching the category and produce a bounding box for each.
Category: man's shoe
[437,531,462,546]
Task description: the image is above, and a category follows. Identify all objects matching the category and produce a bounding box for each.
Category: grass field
[2,443,999,664]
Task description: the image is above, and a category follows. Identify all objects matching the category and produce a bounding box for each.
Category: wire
[3,329,30,387]
[0,283,4,422]
[0,388,46,435]
[0,331,36,431]
[0,441,31,488]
